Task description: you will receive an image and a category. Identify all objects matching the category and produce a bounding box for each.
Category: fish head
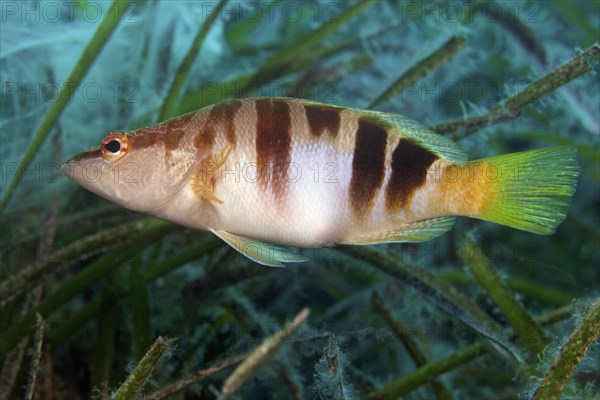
[63,130,189,213]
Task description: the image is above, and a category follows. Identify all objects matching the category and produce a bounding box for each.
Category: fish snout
[61,148,104,184]
[61,161,73,180]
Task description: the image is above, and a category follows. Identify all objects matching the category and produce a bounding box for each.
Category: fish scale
[63,97,580,267]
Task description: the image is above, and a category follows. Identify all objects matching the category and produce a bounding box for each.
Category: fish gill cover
[0,1,599,399]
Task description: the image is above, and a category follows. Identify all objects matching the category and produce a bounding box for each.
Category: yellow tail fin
[475,146,579,234]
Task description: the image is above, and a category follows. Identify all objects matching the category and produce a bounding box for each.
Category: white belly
[158,143,426,248]
[211,145,354,247]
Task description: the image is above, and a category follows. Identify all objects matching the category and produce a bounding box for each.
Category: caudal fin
[476,146,579,234]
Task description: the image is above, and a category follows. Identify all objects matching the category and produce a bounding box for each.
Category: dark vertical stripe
[130,128,159,149]
[349,117,388,218]
[163,118,188,170]
[216,99,243,144]
[194,107,217,149]
[194,100,243,149]
[304,104,341,137]
[255,99,292,198]
[164,117,188,151]
[385,139,438,211]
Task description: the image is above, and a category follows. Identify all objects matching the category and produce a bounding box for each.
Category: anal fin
[211,229,308,267]
[341,216,456,245]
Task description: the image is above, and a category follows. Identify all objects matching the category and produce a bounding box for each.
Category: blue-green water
[1,1,598,399]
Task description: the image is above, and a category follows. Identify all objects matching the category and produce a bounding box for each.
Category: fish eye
[101,133,129,162]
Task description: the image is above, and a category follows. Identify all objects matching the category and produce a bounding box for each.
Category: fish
[62,97,580,267]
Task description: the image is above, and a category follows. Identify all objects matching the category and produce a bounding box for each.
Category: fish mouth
[61,161,75,180]
[61,147,124,205]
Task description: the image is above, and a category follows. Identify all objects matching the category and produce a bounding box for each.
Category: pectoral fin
[341,216,456,244]
[211,229,308,267]
[191,145,233,204]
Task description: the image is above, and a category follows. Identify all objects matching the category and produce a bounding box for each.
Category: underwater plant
[1,1,599,399]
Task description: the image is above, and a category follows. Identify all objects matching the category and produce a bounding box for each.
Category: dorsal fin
[278,97,467,163]
[360,111,468,164]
